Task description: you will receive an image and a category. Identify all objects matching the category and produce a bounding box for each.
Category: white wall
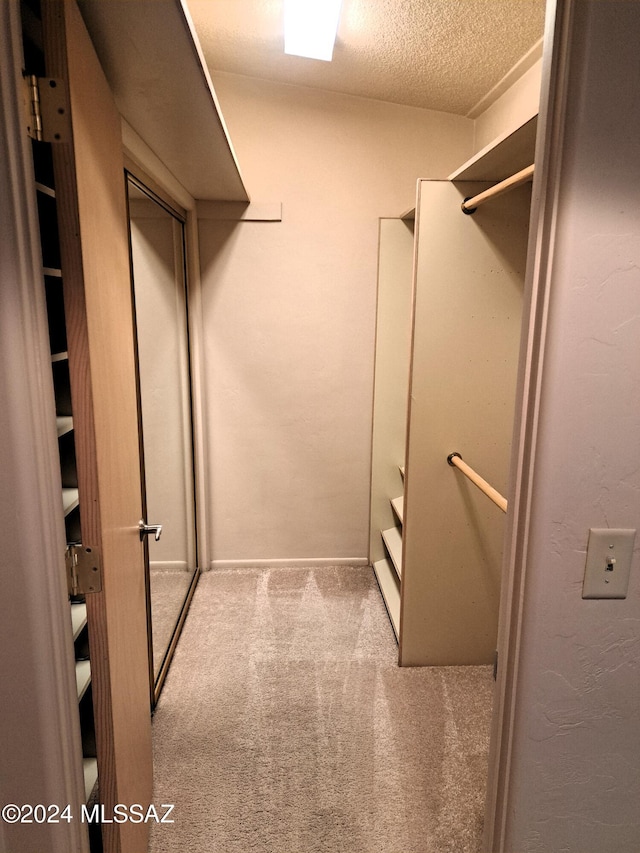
[500,2,640,849]
[199,74,473,566]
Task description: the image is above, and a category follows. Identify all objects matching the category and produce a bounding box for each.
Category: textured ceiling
[186,0,546,116]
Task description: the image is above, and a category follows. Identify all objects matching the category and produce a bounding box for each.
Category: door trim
[122,151,211,579]
[483,0,573,848]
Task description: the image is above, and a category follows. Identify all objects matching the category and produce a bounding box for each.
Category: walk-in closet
[3,1,640,852]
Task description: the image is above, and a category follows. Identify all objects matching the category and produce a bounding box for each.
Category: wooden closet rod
[461,164,535,214]
[447,452,508,513]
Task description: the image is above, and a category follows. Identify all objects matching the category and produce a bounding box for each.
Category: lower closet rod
[447,452,508,513]
[461,163,535,214]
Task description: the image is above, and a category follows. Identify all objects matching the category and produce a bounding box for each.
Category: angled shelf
[449,116,538,182]
[35,181,56,198]
[75,659,91,701]
[62,487,79,516]
[391,495,404,524]
[373,559,400,640]
[71,602,88,641]
[56,416,73,437]
[382,525,403,579]
[83,757,98,803]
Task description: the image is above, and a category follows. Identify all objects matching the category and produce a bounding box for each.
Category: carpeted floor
[149,568,195,678]
[149,565,493,853]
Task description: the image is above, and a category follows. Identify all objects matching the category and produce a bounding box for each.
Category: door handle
[139,519,163,541]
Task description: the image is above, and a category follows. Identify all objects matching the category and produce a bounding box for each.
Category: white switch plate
[582,528,636,599]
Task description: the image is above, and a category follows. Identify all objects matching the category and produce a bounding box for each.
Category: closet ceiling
[185,0,546,116]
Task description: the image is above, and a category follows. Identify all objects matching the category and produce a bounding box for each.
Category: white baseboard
[208,557,370,571]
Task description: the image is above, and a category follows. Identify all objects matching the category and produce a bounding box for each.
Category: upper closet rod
[447,452,507,513]
[461,163,535,215]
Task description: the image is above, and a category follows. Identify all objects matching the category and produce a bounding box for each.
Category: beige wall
[473,57,542,154]
[497,2,640,849]
[199,74,473,566]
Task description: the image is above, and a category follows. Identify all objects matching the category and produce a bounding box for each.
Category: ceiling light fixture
[284,0,343,62]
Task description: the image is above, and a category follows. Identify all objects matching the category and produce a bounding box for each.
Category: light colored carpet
[149,566,493,853]
[149,569,195,678]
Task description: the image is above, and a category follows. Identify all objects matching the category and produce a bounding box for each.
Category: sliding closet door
[41,3,153,852]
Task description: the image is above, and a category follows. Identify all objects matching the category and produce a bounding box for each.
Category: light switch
[582,528,636,599]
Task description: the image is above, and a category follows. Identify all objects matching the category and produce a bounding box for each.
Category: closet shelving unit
[22,0,99,820]
[370,116,537,665]
[370,217,415,639]
[36,143,98,807]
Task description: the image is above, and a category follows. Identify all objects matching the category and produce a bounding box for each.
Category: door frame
[123,140,211,584]
[483,0,572,847]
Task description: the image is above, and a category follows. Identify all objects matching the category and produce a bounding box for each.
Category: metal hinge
[23,74,70,142]
[66,544,102,596]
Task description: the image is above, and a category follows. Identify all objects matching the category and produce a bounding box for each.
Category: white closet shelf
[391,495,404,524]
[382,525,403,579]
[56,416,73,437]
[78,0,248,202]
[43,267,62,277]
[75,659,91,701]
[35,181,56,198]
[449,115,538,182]
[373,559,400,640]
[62,487,79,516]
[83,758,98,803]
[71,602,87,641]
[51,351,69,363]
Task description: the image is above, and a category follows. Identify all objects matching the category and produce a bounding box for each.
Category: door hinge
[23,74,70,143]
[66,544,102,596]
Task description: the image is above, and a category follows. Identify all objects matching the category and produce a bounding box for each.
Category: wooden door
[41,2,153,851]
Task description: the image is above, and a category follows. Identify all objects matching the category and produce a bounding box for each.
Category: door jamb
[482,0,574,848]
